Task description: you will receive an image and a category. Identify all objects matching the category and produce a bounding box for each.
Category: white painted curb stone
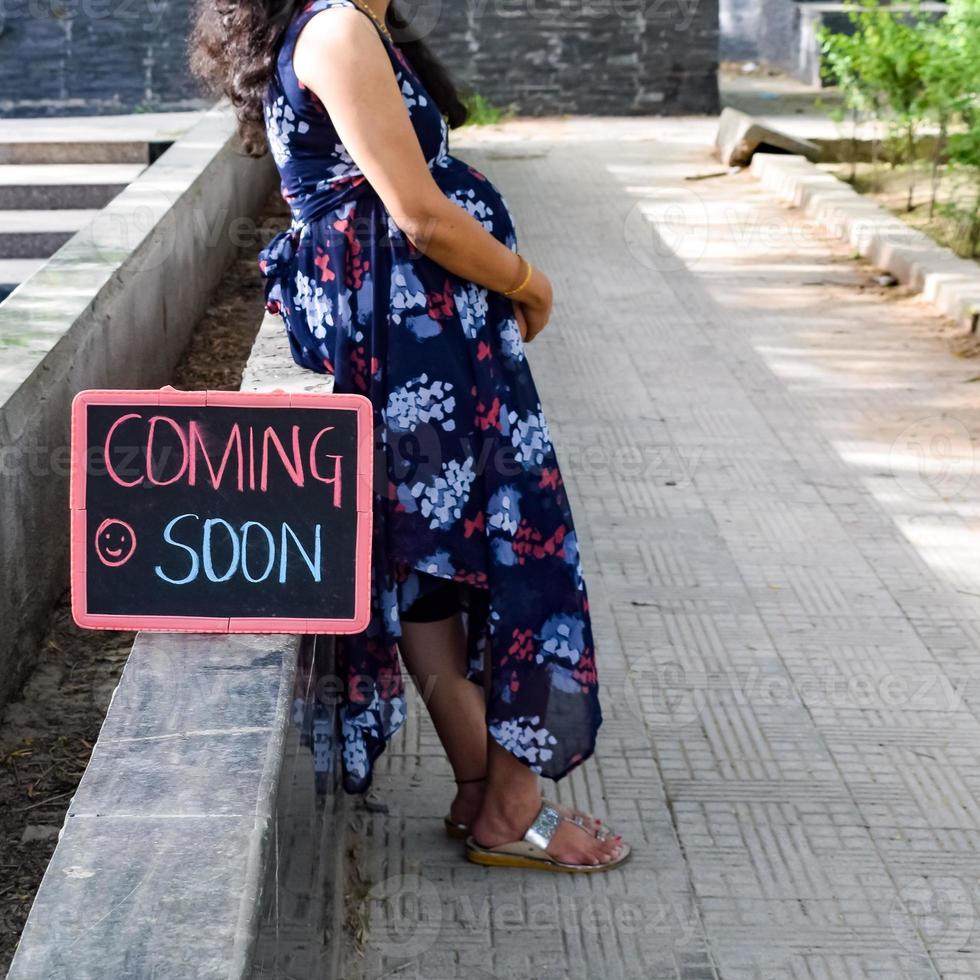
[750,152,980,330]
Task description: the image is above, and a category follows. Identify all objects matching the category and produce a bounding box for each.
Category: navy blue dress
[259,0,601,793]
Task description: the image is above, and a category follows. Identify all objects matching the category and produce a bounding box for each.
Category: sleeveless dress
[259,0,601,794]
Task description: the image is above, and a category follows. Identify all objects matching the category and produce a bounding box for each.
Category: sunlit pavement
[341,118,980,980]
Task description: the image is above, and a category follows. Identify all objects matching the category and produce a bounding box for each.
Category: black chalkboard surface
[70,388,373,633]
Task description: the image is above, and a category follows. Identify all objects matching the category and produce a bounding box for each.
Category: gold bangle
[503,256,533,296]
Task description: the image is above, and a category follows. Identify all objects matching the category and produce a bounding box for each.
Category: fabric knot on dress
[259,176,376,316]
[258,228,300,315]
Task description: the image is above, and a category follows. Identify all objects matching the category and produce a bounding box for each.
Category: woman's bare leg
[471,738,625,867]
[398,612,488,825]
[399,612,624,862]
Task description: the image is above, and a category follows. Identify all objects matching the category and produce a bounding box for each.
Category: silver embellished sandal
[465,800,631,874]
[445,779,612,842]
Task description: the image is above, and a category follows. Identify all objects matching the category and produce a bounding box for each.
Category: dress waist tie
[258,175,377,314]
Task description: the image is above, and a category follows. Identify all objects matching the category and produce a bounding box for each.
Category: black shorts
[400,580,462,623]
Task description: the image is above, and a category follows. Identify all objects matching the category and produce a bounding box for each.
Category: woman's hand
[514,303,529,341]
[511,265,553,343]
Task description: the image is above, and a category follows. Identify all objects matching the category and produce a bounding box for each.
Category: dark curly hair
[189,1,469,157]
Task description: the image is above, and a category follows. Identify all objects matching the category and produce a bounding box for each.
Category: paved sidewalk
[340,118,980,980]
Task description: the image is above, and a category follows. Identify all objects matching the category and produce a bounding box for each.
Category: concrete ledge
[0,163,144,210]
[240,312,335,395]
[0,103,277,708]
[242,318,345,980]
[5,633,302,980]
[8,313,345,979]
[0,113,203,164]
[750,152,980,328]
[715,107,821,167]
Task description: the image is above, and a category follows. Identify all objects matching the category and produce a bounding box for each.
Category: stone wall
[0,0,206,116]
[421,0,720,115]
[0,0,719,117]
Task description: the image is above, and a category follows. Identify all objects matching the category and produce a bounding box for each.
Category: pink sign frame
[70,387,374,634]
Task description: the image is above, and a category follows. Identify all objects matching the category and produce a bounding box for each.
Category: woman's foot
[448,781,602,836]
[448,776,486,828]
[552,802,606,835]
[469,737,627,867]
[471,792,624,867]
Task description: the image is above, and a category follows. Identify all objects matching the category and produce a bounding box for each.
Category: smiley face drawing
[95,518,136,568]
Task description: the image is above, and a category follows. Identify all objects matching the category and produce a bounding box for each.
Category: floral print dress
[259,0,601,794]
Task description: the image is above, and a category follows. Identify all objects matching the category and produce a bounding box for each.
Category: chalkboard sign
[70,387,373,633]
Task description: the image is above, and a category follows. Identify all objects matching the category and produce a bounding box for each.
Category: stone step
[0,140,160,165]
[0,258,45,302]
[0,209,97,258]
[0,164,144,209]
[0,112,203,165]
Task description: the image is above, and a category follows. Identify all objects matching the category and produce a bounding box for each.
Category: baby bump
[434,156,518,251]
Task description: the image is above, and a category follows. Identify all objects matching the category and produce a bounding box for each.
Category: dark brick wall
[422,0,720,116]
[0,0,207,116]
[0,0,719,117]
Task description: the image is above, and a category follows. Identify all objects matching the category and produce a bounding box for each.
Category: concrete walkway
[339,118,980,980]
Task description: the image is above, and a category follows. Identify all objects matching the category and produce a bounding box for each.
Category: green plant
[920,0,980,215]
[821,0,980,231]
[819,17,883,183]
[946,126,980,255]
[820,1,934,210]
[934,0,980,251]
[461,92,517,127]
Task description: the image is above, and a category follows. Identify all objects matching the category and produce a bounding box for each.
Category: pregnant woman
[191,0,628,872]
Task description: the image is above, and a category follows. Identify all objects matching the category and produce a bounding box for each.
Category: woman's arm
[292,8,552,340]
